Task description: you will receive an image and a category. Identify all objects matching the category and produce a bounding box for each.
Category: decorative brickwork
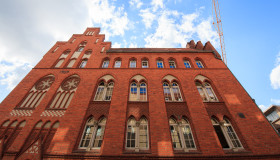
[0,28,279,159]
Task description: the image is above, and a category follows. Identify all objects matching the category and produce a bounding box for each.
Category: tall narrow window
[195,82,218,102]
[53,46,59,53]
[17,75,55,109]
[130,60,136,68]
[77,42,87,52]
[129,82,147,101]
[49,75,80,109]
[142,60,148,68]
[157,60,164,68]
[54,50,71,68]
[184,60,191,68]
[92,118,106,148]
[169,118,196,151]
[80,118,94,148]
[212,118,230,149]
[196,60,204,68]
[126,117,149,151]
[55,58,65,68]
[94,81,114,101]
[102,60,109,68]
[114,60,122,68]
[223,118,242,148]
[169,60,176,68]
[67,58,76,68]
[79,59,88,68]
[163,82,183,102]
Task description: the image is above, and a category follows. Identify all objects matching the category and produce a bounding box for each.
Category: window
[126,117,149,151]
[130,60,136,68]
[55,58,65,68]
[157,60,164,68]
[196,60,204,68]
[71,38,76,43]
[102,60,109,68]
[267,110,280,122]
[142,60,148,68]
[67,58,76,68]
[79,117,106,149]
[77,41,87,52]
[195,82,218,102]
[95,39,99,43]
[114,60,121,68]
[94,82,114,101]
[79,59,88,68]
[163,82,183,102]
[184,60,191,68]
[49,75,80,109]
[86,31,94,36]
[169,118,196,151]
[211,118,242,149]
[169,60,176,68]
[53,46,59,53]
[17,75,55,109]
[129,82,147,101]
[101,47,105,53]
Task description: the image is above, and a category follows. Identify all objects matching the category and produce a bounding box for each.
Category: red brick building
[0,28,279,159]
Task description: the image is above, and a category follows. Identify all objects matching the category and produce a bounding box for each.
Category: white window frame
[169,118,196,152]
[79,59,88,68]
[196,60,204,68]
[125,118,149,151]
[169,60,176,68]
[94,82,114,101]
[184,60,191,68]
[130,60,136,68]
[157,60,164,68]
[196,82,218,102]
[163,82,183,102]
[102,60,109,68]
[129,82,147,101]
[142,60,149,68]
[114,60,122,68]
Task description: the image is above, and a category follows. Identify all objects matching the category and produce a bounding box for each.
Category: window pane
[80,125,94,148]
[102,61,109,68]
[130,61,136,68]
[126,123,136,148]
[77,47,84,52]
[94,87,105,101]
[184,61,191,68]
[196,61,204,68]
[169,61,176,68]
[172,85,182,101]
[139,121,148,148]
[93,125,106,148]
[213,125,230,148]
[114,61,121,68]
[163,84,172,101]
[130,84,138,101]
[157,61,164,68]
[170,125,182,149]
[182,125,195,149]
[225,125,242,148]
[79,60,87,68]
[105,83,114,101]
[142,61,148,68]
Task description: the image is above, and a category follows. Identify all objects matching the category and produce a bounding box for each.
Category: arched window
[67,58,76,68]
[102,60,109,68]
[49,75,80,109]
[169,60,176,68]
[129,82,147,101]
[77,41,87,52]
[79,59,88,68]
[223,118,242,148]
[195,82,218,102]
[183,60,191,68]
[17,75,55,109]
[157,59,164,68]
[169,118,196,151]
[163,82,182,102]
[130,59,136,68]
[94,82,114,101]
[126,117,149,151]
[195,60,204,68]
[79,117,107,149]
[55,58,65,68]
[114,59,122,68]
[142,59,149,68]
[3,120,26,151]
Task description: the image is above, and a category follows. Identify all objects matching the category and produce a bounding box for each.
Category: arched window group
[94,81,114,101]
[195,81,218,102]
[169,118,196,151]
[79,117,107,149]
[129,82,147,101]
[211,117,242,149]
[163,82,183,102]
[126,117,149,151]
[49,75,80,109]
[17,75,55,109]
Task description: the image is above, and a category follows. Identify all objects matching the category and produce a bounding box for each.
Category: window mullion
[88,123,98,150]
[203,87,210,101]
[170,86,175,101]
[178,123,187,150]
[103,86,107,101]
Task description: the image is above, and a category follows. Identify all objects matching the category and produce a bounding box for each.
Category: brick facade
[0,28,279,159]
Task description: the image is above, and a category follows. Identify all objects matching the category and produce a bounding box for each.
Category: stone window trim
[65,58,77,68]
[169,117,197,152]
[93,81,114,101]
[78,117,107,151]
[129,81,148,102]
[125,117,150,152]
[162,81,183,102]
[195,80,219,102]
[211,117,243,151]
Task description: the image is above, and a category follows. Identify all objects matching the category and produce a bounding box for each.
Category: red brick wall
[0,28,279,159]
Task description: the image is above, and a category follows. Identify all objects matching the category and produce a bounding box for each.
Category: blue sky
[0,0,280,111]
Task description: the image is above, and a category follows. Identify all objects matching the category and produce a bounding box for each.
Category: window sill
[203,101,224,104]
[72,148,100,154]
[165,101,185,103]
[173,149,201,154]
[90,101,111,104]
[123,150,151,154]
[128,101,149,104]
[13,107,35,110]
[224,148,251,154]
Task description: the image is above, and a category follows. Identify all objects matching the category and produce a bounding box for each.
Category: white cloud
[139,8,156,29]
[271,98,280,104]
[112,42,121,48]
[151,0,164,11]
[129,0,143,9]
[86,0,131,38]
[129,43,138,48]
[259,104,269,111]
[270,52,280,89]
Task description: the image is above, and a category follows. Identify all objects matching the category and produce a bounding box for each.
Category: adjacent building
[264,105,280,133]
[0,28,279,159]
